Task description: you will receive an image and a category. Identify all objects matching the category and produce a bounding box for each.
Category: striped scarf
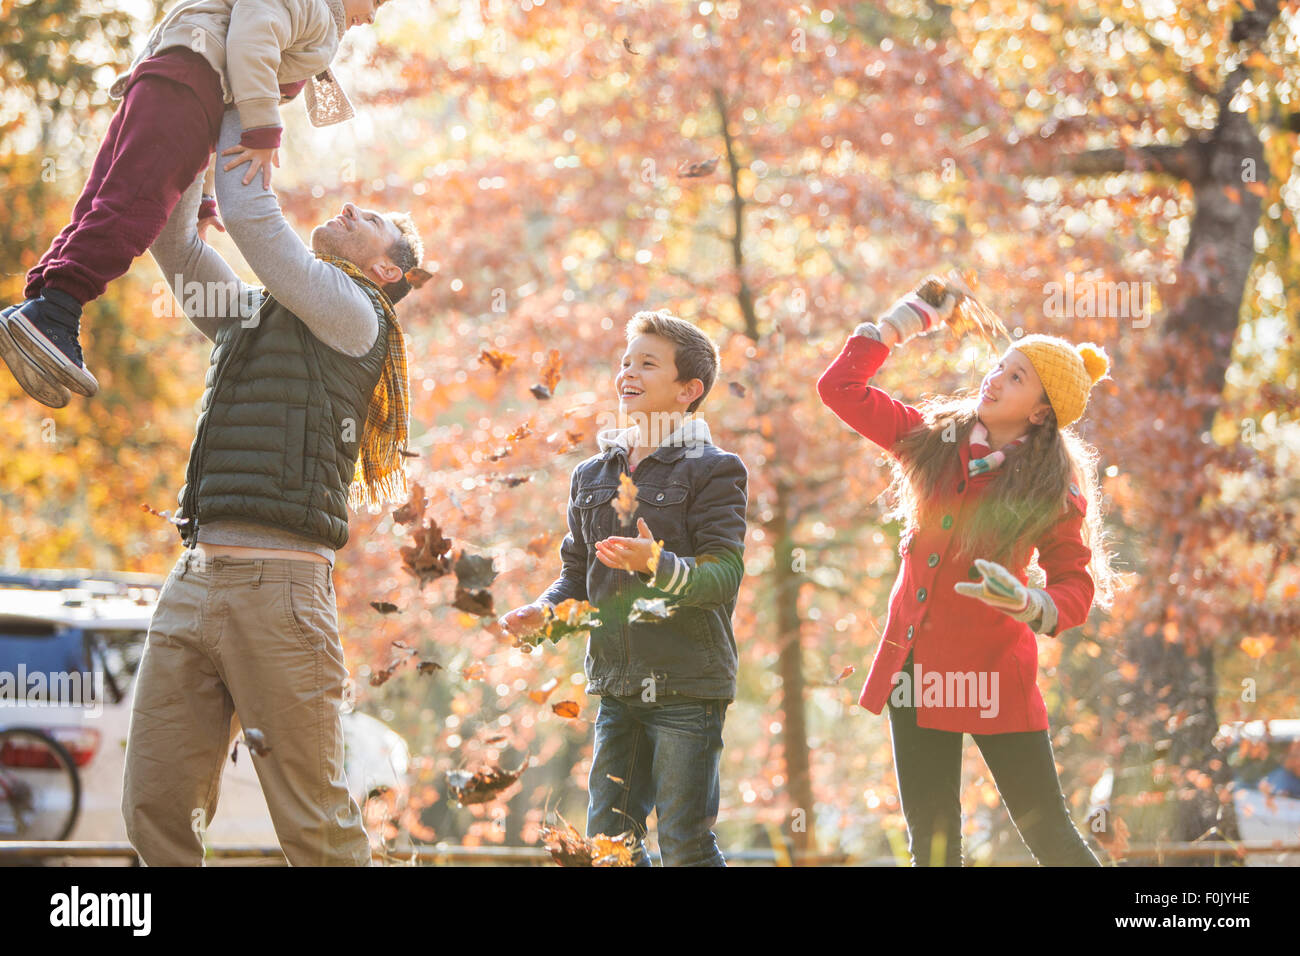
[968,420,1027,477]
[314,252,411,509]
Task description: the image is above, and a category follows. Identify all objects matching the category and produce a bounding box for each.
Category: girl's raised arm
[816,284,955,452]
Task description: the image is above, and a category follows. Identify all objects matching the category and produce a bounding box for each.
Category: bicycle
[0,726,82,841]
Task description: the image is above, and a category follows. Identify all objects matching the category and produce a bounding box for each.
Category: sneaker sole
[6,310,98,396]
[0,313,72,408]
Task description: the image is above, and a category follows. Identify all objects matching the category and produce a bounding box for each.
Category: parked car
[1087,718,1300,865]
[0,569,411,860]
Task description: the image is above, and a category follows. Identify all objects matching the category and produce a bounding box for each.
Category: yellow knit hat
[1012,334,1111,428]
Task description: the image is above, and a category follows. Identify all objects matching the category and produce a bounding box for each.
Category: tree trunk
[771,480,815,853]
[1107,4,1277,852]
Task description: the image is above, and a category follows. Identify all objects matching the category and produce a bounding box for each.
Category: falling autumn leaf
[489,421,533,461]
[446,761,526,807]
[400,517,455,587]
[370,601,400,615]
[531,349,564,400]
[230,728,271,764]
[552,700,582,719]
[391,481,428,526]
[1240,635,1275,659]
[831,664,856,684]
[1091,813,1130,859]
[453,585,494,616]
[462,662,487,682]
[613,472,638,527]
[529,677,560,704]
[242,728,271,757]
[478,347,518,374]
[728,381,746,398]
[526,532,552,558]
[452,551,498,616]
[646,537,664,577]
[677,156,720,178]
[628,595,674,624]
[622,36,640,55]
[403,266,434,289]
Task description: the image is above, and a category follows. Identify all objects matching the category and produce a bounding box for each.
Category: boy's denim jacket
[537,416,748,700]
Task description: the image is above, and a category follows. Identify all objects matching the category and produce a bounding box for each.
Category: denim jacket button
[584,493,592,502]
[656,492,665,501]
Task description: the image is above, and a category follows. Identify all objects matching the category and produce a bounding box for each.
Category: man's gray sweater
[149,109,381,566]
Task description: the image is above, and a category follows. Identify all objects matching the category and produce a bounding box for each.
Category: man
[114,108,423,866]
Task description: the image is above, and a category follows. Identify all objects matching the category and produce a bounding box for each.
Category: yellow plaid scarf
[313,252,411,510]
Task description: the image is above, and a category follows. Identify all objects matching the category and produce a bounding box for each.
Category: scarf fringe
[314,251,411,512]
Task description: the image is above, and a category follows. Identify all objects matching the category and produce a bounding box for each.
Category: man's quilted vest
[176,282,390,550]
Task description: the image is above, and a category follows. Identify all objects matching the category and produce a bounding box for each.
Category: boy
[500,310,748,867]
[0,0,386,408]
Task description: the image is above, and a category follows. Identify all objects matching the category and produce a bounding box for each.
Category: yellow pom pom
[1077,343,1110,385]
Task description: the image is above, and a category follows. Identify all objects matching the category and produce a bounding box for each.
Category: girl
[0,0,384,408]
[817,277,1117,866]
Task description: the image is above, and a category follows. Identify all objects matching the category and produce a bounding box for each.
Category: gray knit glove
[853,321,884,342]
[954,558,1060,635]
[1007,587,1060,636]
[878,293,942,345]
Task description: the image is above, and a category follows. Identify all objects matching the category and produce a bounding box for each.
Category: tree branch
[1037,142,1204,182]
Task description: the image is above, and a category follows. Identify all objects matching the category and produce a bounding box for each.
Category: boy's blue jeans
[587,694,729,867]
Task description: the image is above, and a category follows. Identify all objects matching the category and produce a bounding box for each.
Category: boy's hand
[220,144,280,189]
[594,517,657,575]
[498,603,548,638]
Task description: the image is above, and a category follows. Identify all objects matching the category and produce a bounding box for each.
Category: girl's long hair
[884,389,1117,610]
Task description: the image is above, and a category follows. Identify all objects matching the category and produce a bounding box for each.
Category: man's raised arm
[148,167,259,344]
[213,111,379,358]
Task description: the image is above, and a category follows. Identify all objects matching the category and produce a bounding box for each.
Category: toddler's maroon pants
[25,48,225,305]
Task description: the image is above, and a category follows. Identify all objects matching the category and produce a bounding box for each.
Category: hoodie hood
[597,414,713,457]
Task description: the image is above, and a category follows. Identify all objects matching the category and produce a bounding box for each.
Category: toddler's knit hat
[1013,335,1111,428]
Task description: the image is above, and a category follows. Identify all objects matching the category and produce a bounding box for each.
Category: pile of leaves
[914,269,1010,350]
[516,598,602,648]
[537,815,639,867]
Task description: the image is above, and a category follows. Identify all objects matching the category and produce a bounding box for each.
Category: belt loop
[252,559,264,589]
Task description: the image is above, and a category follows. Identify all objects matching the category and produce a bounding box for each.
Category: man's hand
[594,517,657,574]
[221,144,280,189]
[498,603,549,638]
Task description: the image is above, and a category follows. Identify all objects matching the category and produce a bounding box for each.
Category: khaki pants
[122,550,372,866]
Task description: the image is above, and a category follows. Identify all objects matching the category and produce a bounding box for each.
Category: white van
[0,570,411,860]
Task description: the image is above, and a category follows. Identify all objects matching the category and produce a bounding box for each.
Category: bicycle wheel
[0,727,82,841]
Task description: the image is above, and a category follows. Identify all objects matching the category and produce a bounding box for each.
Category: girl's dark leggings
[887,655,1101,867]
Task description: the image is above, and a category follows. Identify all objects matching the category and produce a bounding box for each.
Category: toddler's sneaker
[0,304,73,408]
[4,289,98,396]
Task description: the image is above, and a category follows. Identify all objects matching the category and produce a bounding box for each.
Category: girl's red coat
[817,334,1094,733]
